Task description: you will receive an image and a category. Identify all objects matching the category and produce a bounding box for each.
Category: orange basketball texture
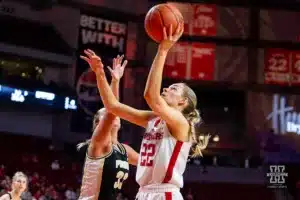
[144,4,184,43]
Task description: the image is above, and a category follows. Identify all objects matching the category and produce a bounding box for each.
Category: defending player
[78,54,138,200]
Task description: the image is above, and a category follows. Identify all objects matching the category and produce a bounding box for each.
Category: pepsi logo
[76,69,102,116]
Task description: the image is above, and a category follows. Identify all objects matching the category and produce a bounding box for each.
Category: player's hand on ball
[159,22,184,52]
[80,49,104,74]
[107,54,128,82]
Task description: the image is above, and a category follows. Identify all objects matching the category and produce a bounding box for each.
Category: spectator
[51,160,60,170]
[65,187,76,200]
[0,172,28,200]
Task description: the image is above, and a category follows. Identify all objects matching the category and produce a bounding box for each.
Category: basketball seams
[145,3,183,43]
[156,8,166,28]
[156,9,165,42]
[164,4,181,33]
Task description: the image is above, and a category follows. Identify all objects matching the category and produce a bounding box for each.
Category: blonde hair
[12,172,28,190]
[77,108,106,151]
[12,172,27,182]
[186,109,210,157]
[182,84,210,157]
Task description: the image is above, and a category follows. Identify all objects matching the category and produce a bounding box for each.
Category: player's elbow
[105,101,119,114]
[143,90,151,100]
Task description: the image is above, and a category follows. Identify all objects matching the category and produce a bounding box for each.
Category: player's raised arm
[108,55,139,165]
[108,55,127,101]
[143,23,189,141]
[79,52,126,157]
[81,49,155,128]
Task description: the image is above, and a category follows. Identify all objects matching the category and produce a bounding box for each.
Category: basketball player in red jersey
[77,54,139,200]
[81,23,210,200]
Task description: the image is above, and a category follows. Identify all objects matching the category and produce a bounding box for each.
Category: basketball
[144,3,184,43]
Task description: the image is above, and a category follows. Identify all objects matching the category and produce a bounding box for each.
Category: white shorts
[135,184,183,200]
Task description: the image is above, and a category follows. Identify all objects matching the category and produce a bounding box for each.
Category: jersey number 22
[140,143,156,167]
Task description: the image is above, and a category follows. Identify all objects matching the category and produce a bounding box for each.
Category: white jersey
[136,117,192,188]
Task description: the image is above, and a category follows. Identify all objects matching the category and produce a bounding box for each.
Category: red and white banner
[164,42,215,80]
[264,48,291,85]
[167,2,192,36]
[291,52,300,86]
[190,43,215,80]
[168,2,217,36]
[192,4,217,36]
[264,49,300,86]
[164,42,189,79]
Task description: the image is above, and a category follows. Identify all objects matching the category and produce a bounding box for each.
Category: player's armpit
[122,143,139,166]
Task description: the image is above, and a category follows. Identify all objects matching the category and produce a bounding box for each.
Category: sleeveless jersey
[78,143,129,200]
[136,117,192,188]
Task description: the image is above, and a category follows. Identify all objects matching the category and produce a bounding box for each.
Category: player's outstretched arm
[79,53,125,157]
[143,24,188,140]
[81,49,155,128]
[88,55,128,157]
[108,54,127,101]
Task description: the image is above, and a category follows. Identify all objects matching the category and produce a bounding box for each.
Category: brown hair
[182,83,210,157]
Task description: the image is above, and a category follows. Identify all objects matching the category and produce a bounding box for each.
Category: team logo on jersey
[144,132,163,140]
[144,119,163,140]
[76,69,102,116]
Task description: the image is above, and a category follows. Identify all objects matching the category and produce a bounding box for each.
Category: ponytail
[77,139,91,151]
[191,134,211,158]
[186,109,211,157]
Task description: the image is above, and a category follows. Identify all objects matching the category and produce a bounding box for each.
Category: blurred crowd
[1,133,297,200]
[0,133,132,200]
[0,161,130,200]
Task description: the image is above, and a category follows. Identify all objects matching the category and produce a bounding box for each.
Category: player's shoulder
[145,116,162,129]
[114,142,127,155]
[0,193,11,200]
